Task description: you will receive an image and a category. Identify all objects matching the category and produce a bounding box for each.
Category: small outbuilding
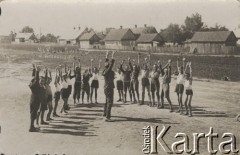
[79,31,101,49]
[188,31,238,54]
[136,33,164,50]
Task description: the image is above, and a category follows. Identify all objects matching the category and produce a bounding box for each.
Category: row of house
[58,25,164,50]
[57,25,239,54]
[1,25,239,54]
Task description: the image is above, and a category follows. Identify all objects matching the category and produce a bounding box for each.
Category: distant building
[79,31,101,49]
[0,35,11,44]
[14,33,36,43]
[131,24,158,40]
[188,31,238,54]
[136,33,164,50]
[104,28,136,50]
[58,27,89,45]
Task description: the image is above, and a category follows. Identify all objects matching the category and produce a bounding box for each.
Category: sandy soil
[0,58,239,155]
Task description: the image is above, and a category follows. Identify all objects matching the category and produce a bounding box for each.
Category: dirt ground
[0,55,239,155]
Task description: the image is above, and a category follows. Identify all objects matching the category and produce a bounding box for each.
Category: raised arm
[128,57,133,71]
[189,62,192,79]
[91,59,94,71]
[137,53,140,65]
[98,60,101,71]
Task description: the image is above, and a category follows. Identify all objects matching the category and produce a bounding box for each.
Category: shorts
[123,81,130,92]
[54,91,61,101]
[116,80,123,90]
[39,100,48,111]
[162,83,170,98]
[186,89,193,96]
[142,78,150,87]
[130,79,139,91]
[151,79,160,92]
[91,80,99,88]
[82,83,90,93]
[67,85,72,96]
[61,89,69,99]
[46,94,53,102]
[175,84,184,94]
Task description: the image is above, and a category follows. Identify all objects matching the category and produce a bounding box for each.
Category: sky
[0,0,239,36]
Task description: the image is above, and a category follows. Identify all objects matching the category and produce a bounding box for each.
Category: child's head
[75,66,80,72]
[185,73,190,80]
[63,74,67,81]
[180,66,183,74]
[133,65,137,71]
[164,68,168,74]
[93,67,97,73]
[153,64,157,71]
[125,65,129,70]
[117,68,121,74]
[39,76,45,85]
[47,77,52,85]
[143,64,148,70]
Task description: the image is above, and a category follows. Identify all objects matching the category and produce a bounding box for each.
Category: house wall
[190,43,237,54]
[105,40,135,50]
[137,43,152,50]
[80,41,90,49]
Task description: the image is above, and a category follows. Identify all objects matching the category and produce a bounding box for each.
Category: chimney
[120,26,123,29]
[144,24,147,28]
[135,25,137,28]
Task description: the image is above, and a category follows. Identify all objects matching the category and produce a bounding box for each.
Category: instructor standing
[102,51,116,122]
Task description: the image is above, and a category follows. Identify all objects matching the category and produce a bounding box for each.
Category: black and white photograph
[0,0,240,154]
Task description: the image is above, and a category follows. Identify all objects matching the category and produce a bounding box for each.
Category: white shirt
[66,78,72,85]
[141,69,150,79]
[92,73,99,80]
[177,74,184,84]
[116,72,123,81]
[185,80,192,90]
[62,81,68,89]
[55,83,61,92]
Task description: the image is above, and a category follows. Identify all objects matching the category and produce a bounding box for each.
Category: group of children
[28,51,194,132]
[115,53,193,117]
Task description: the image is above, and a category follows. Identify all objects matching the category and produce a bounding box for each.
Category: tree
[201,23,229,31]
[160,23,183,45]
[21,26,34,33]
[143,26,158,33]
[182,13,204,39]
[40,33,58,43]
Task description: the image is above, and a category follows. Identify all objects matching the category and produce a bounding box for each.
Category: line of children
[29,52,196,131]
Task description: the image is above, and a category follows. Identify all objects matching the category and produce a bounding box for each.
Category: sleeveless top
[185,80,192,90]
[177,74,184,84]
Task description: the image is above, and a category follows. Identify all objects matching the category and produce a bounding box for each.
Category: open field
[1,44,240,81]
[0,47,239,155]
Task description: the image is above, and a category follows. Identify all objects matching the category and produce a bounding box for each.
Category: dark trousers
[104,88,114,119]
[73,82,81,101]
[30,101,41,121]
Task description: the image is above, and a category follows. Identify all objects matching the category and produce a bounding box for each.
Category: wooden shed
[136,33,164,50]
[189,31,238,54]
[79,31,100,49]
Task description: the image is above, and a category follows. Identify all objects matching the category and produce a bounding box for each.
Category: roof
[79,31,96,41]
[59,29,85,40]
[104,28,135,41]
[131,26,158,35]
[191,31,237,43]
[15,33,34,40]
[136,33,163,43]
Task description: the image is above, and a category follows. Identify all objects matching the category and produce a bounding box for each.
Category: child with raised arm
[129,53,141,104]
[36,67,49,125]
[46,70,53,121]
[53,66,61,117]
[73,59,82,104]
[119,58,133,103]
[115,68,124,102]
[60,68,69,115]
[175,57,185,114]
[162,60,173,112]
[184,62,193,117]
[140,57,152,105]
[29,64,42,132]
[102,51,116,122]
[81,66,93,104]
[90,59,101,104]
